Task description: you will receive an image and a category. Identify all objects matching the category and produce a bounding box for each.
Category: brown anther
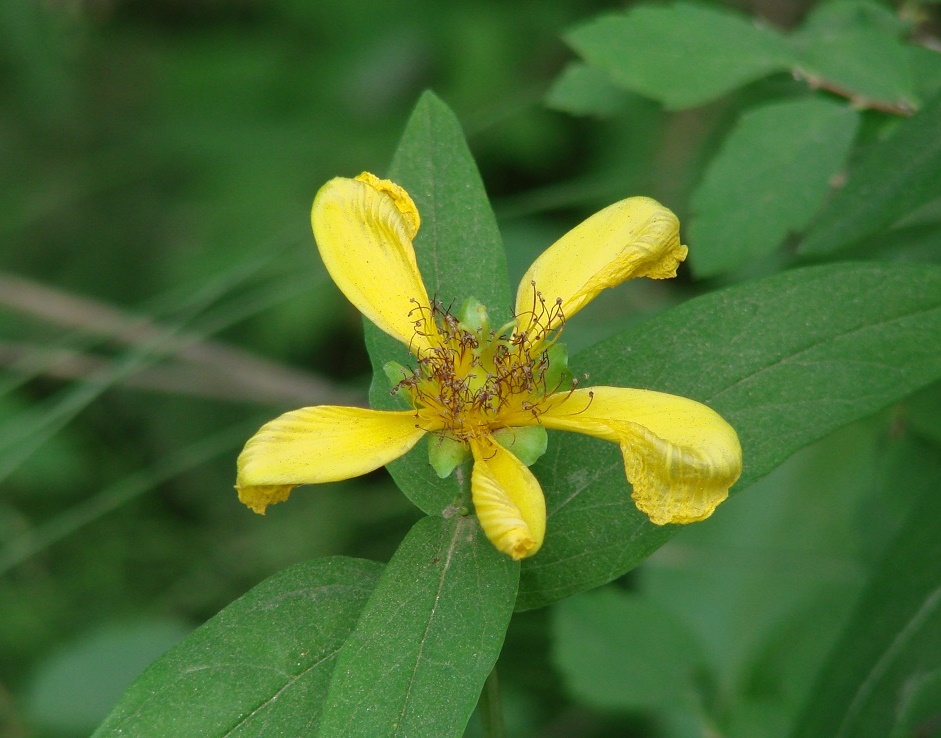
[394,291,571,440]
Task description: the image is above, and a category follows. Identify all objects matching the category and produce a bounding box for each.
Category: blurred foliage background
[2,0,940,736]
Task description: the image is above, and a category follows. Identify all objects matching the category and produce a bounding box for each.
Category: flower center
[390,294,572,440]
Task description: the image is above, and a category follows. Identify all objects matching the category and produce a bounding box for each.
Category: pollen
[391,291,572,440]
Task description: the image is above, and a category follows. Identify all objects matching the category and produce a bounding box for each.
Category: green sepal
[493,425,549,467]
[459,297,489,333]
[383,360,412,388]
[543,342,575,392]
[428,434,470,478]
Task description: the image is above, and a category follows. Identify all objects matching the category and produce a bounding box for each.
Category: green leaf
[518,263,941,610]
[907,381,941,446]
[910,44,941,104]
[791,481,941,738]
[689,97,859,277]
[792,0,917,111]
[799,90,941,255]
[387,92,510,321]
[364,91,510,516]
[543,61,632,118]
[319,515,518,736]
[566,3,795,110]
[856,429,941,567]
[832,218,941,265]
[553,588,705,711]
[93,558,382,737]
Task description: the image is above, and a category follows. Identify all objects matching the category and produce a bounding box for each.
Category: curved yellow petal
[312,173,435,351]
[539,387,741,525]
[515,197,687,336]
[470,437,546,560]
[236,405,427,514]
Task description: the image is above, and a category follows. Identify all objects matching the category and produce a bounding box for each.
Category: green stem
[454,459,473,509]
[478,666,505,738]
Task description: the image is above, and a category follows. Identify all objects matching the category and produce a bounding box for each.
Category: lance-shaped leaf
[93,558,382,736]
[319,514,518,736]
[689,97,859,277]
[791,0,918,111]
[387,92,509,321]
[792,479,941,738]
[518,262,941,610]
[544,61,633,118]
[364,91,510,516]
[566,3,795,110]
[800,90,941,255]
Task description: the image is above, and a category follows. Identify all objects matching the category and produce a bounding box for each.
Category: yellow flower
[235,172,742,560]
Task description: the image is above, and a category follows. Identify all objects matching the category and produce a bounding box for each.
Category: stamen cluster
[391,292,570,440]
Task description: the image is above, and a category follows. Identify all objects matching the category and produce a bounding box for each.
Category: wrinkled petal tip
[478,516,540,560]
[508,535,541,560]
[236,483,295,515]
[647,242,688,280]
[354,171,420,239]
[475,495,543,560]
[634,486,729,526]
[628,204,688,280]
[623,426,741,527]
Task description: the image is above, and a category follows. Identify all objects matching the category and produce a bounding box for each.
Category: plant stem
[478,666,506,738]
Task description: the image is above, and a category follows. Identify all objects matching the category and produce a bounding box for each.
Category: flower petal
[470,437,546,560]
[515,197,687,335]
[539,387,741,525]
[236,406,426,514]
[312,173,435,350]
